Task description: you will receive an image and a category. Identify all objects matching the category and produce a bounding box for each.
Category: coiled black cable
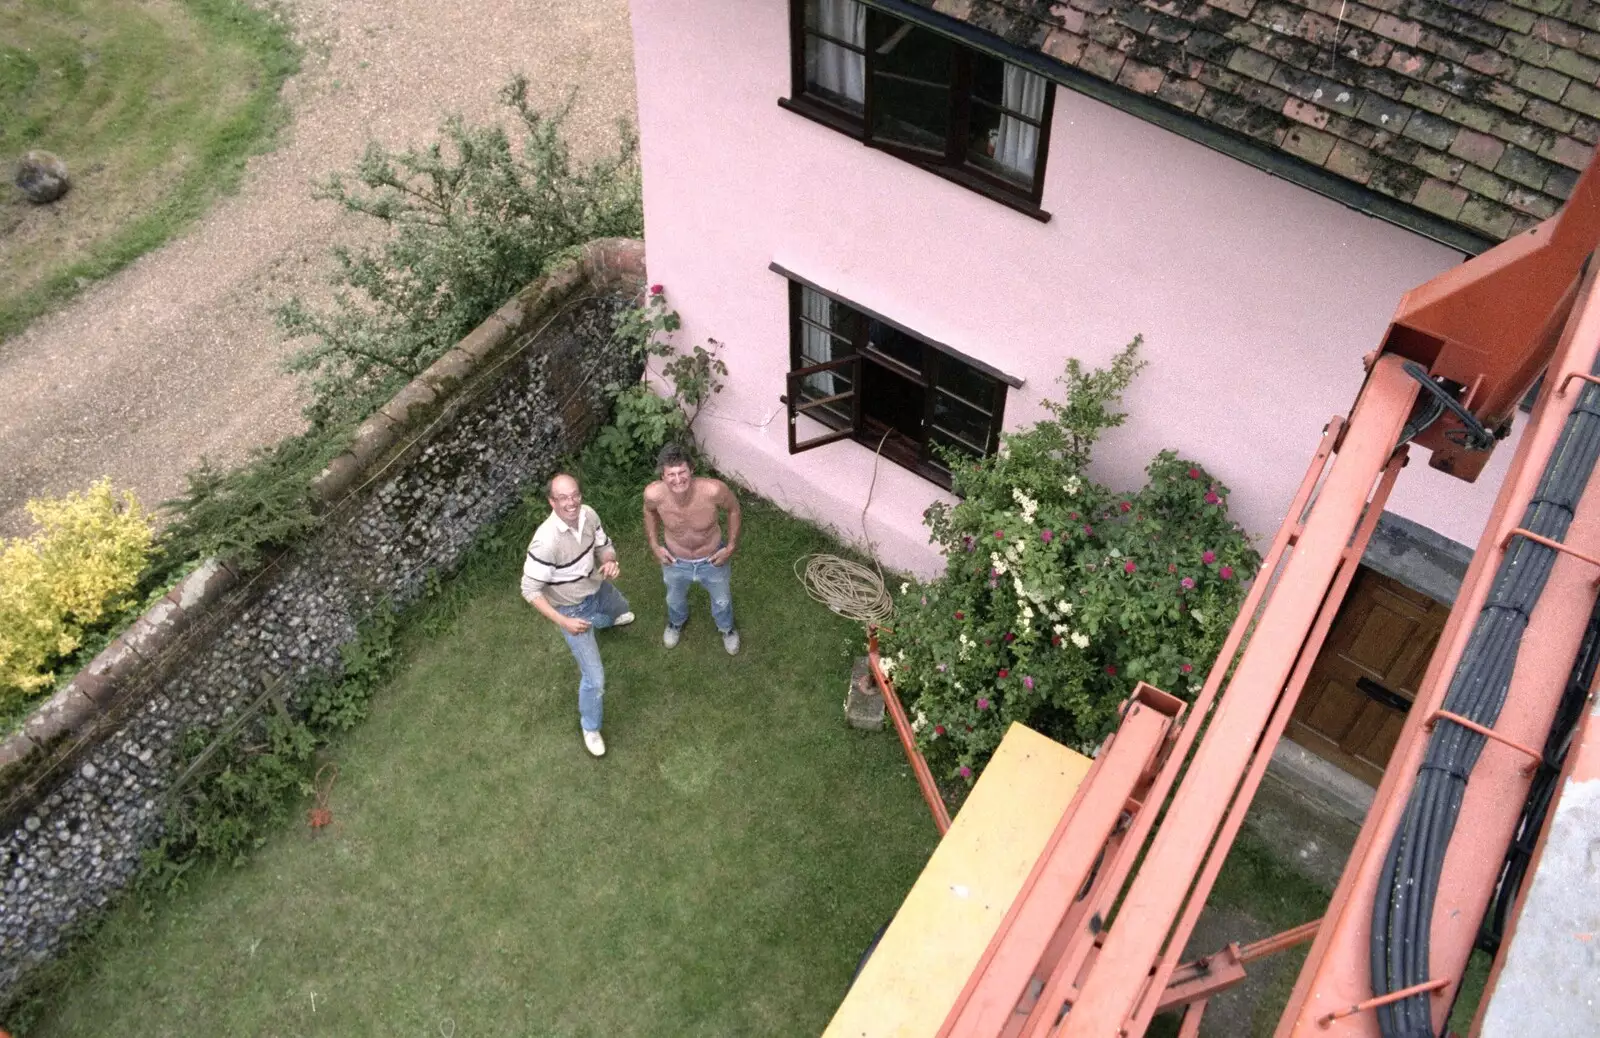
[1370,357,1600,1038]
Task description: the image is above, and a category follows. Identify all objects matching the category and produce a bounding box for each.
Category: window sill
[778,96,1052,224]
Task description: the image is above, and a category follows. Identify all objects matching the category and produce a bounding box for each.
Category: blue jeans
[554,580,630,732]
[663,551,735,633]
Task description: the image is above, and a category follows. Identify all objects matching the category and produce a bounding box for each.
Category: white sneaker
[612,611,635,627]
[664,625,682,649]
[722,629,741,655]
[583,729,606,757]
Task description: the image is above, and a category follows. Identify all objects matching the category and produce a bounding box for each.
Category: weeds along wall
[0,239,645,1001]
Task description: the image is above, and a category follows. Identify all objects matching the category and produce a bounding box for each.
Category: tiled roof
[914,0,1598,244]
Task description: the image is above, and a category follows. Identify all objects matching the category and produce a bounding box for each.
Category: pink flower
[1119,501,1132,513]
[1204,491,1220,505]
[1124,560,1137,574]
[1083,524,1094,536]
[1003,632,1015,642]
[959,766,972,778]
[1181,577,1195,589]
[1220,565,1234,580]
[1070,512,1079,520]
[1188,467,1200,479]
[998,668,1009,678]
[1023,676,1035,690]
[649,283,663,295]
[1041,529,1054,543]
[935,724,946,735]
[1180,663,1193,674]
[955,611,965,620]
[977,698,990,710]
[1105,665,1118,676]
[994,529,1005,539]
[937,663,947,672]
[1168,564,1177,574]
[1051,634,1062,646]
[1202,550,1216,564]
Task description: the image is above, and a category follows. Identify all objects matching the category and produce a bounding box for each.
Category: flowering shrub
[0,481,154,712]
[598,285,727,467]
[881,339,1259,781]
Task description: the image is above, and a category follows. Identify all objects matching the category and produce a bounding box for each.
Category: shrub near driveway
[883,340,1261,782]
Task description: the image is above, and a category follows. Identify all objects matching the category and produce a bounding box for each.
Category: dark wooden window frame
[775,264,1015,488]
[782,0,1055,222]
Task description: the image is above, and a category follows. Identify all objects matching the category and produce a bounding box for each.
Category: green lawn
[21,485,939,1036]
[0,0,297,341]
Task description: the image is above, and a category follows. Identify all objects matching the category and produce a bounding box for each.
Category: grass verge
[0,0,299,342]
[14,477,939,1036]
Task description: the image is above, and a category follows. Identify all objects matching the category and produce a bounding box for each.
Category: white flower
[1191,609,1206,624]
[998,439,1011,458]
[879,656,896,675]
[1064,475,1081,496]
[912,709,928,733]
[1053,623,1068,635]
[1070,631,1090,649]
[994,560,1008,575]
[1022,606,1034,620]
[897,650,906,661]
[900,582,910,596]
[1057,600,1072,615]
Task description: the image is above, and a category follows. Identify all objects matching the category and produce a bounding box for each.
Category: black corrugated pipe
[1370,356,1600,1038]
[1476,591,1600,953]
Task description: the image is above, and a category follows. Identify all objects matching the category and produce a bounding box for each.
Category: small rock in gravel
[14,151,70,204]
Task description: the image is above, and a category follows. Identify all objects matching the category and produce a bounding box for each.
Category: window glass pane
[868,16,952,153]
[800,286,861,344]
[861,360,927,442]
[971,50,1007,108]
[867,320,924,374]
[931,389,994,455]
[805,38,866,113]
[967,64,1046,187]
[935,357,999,414]
[806,0,865,43]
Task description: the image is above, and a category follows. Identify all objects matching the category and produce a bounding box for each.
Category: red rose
[1203,550,1216,564]
[1204,491,1220,505]
[649,283,663,295]
[1188,467,1200,479]
[1004,632,1016,642]
[1051,635,1062,646]
[998,668,1009,678]
[1168,564,1177,574]
[1220,566,1234,580]
[934,725,946,735]
[955,611,965,620]
[1180,663,1193,674]
[995,529,1005,539]
[1119,501,1131,513]
[1105,665,1117,676]
[1124,560,1137,574]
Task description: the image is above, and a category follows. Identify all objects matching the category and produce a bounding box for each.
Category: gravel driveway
[0,0,636,536]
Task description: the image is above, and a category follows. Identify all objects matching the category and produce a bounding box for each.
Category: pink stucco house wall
[626,0,1547,578]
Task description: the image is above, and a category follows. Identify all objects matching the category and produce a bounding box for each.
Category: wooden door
[1287,568,1451,786]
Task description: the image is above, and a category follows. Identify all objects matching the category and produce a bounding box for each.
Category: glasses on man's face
[551,492,582,504]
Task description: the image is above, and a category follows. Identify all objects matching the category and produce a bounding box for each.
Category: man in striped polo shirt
[521,472,634,757]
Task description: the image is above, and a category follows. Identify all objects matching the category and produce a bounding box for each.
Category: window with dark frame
[786,0,1055,218]
[783,279,1008,488]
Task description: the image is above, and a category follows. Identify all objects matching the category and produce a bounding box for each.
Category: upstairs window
[787,0,1054,218]
[782,277,1009,488]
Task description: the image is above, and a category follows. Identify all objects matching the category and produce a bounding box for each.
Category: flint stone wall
[0,239,645,1002]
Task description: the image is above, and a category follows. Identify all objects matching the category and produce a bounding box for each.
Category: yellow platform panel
[823,722,1092,1038]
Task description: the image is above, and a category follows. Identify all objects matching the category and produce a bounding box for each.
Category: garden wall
[0,239,645,1002]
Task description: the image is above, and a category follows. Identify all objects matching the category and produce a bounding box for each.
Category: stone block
[1540,133,1594,169]
[1401,82,1452,114]
[420,347,479,395]
[1505,185,1561,217]
[1226,46,1277,83]
[1460,164,1511,200]
[82,636,145,689]
[1356,92,1412,130]
[1372,13,1423,47]
[1523,97,1580,132]
[1488,115,1553,151]
[310,452,365,508]
[1117,59,1166,96]
[1483,2,1537,34]
[377,378,440,430]
[0,733,36,786]
[1080,40,1128,81]
[1042,29,1087,65]
[1413,147,1467,182]
[22,687,98,749]
[1549,46,1600,82]
[1560,81,1600,120]
[120,602,183,661]
[845,657,885,731]
[1443,98,1499,132]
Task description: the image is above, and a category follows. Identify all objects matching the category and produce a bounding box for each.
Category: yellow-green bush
[0,480,153,710]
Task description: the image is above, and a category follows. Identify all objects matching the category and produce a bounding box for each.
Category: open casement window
[787,355,862,451]
[784,279,1007,487]
[787,0,1054,214]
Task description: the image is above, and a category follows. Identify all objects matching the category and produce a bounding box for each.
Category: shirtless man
[642,443,742,655]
